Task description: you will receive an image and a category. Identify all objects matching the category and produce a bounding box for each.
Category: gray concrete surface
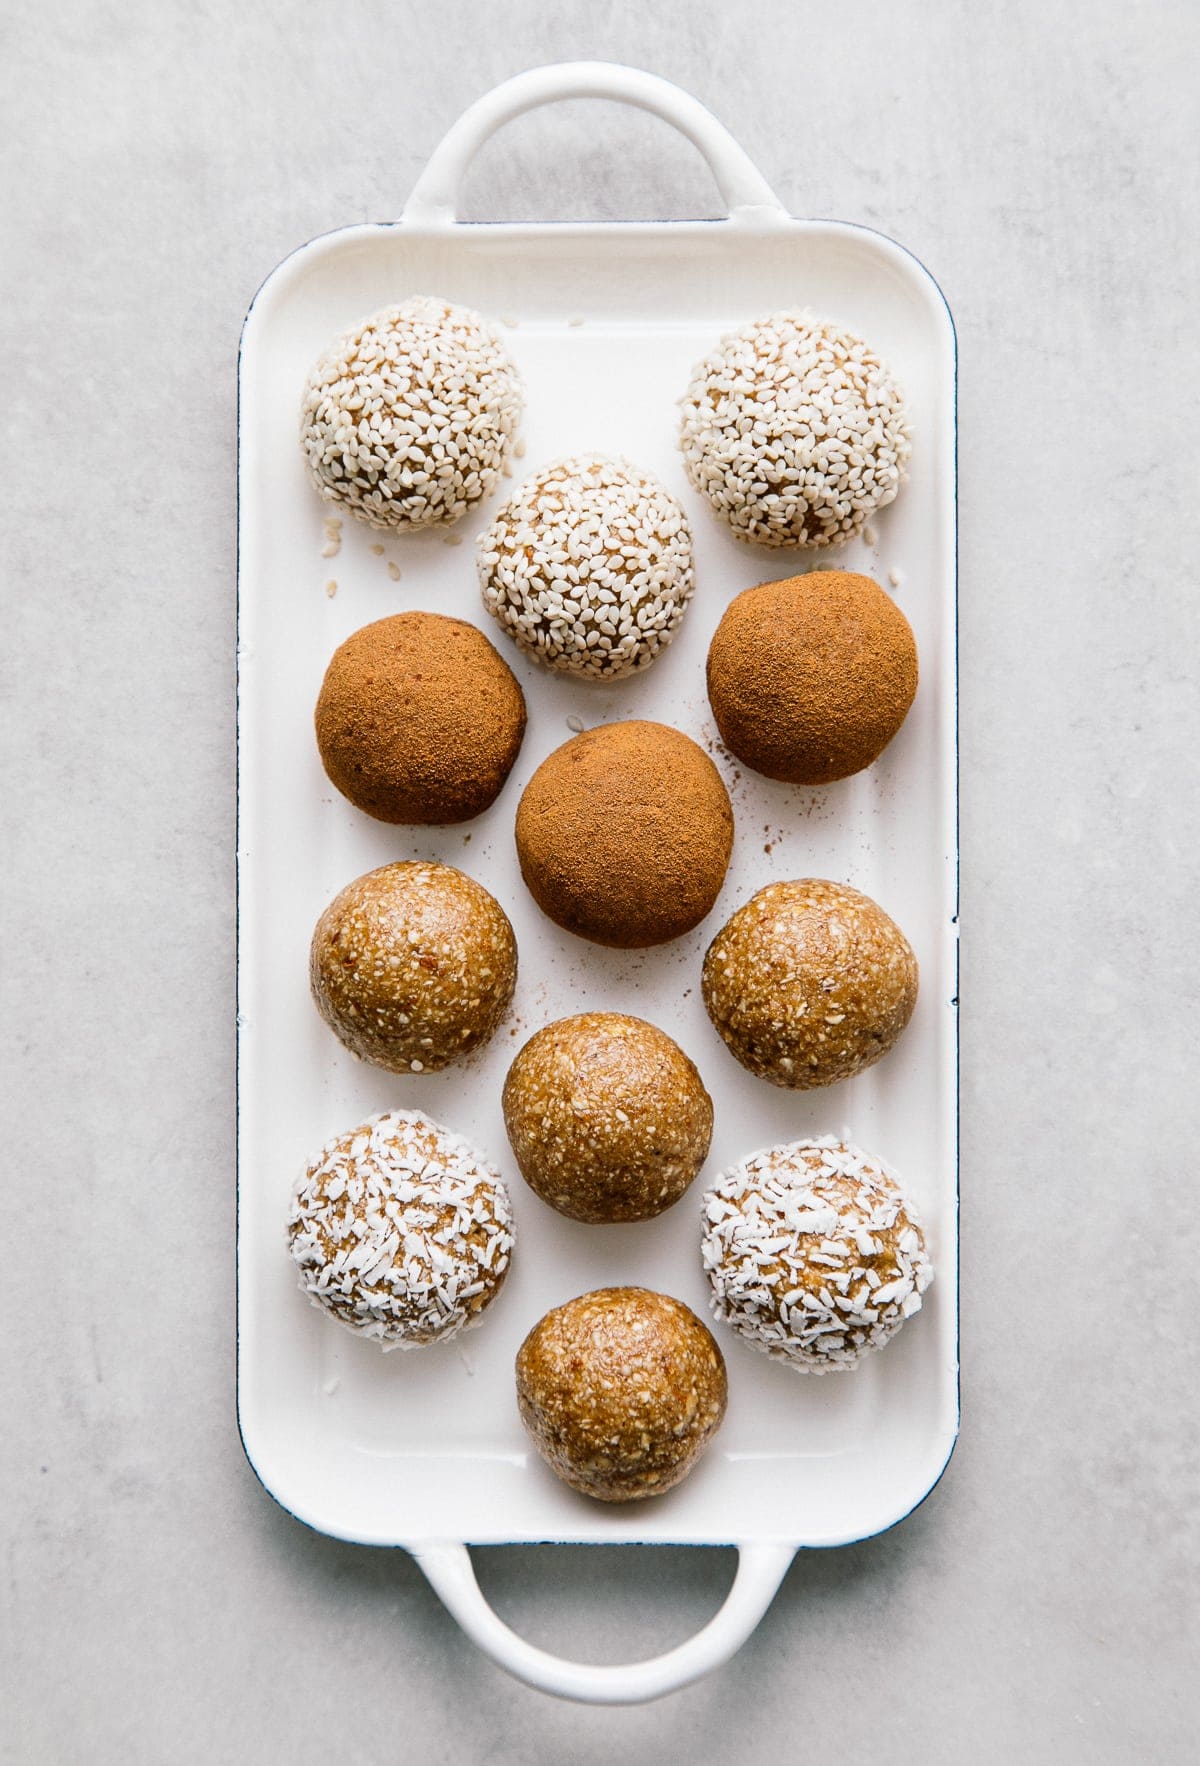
[2,1,1197,1759]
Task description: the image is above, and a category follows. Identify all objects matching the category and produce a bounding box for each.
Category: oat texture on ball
[287,1110,514,1349]
[702,879,918,1088]
[515,720,734,948]
[300,296,523,531]
[502,1013,713,1223]
[310,861,517,1073]
[314,612,527,824]
[702,1137,932,1372]
[679,311,910,548]
[515,1287,727,1501]
[477,455,695,678]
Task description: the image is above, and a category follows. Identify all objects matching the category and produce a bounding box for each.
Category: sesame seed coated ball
[476,454,695,679]
[679,312,910,548]
[702,879,917,1088]
[515,1287,727,1501]
[310,861,517,1074]
[701,1137,932,1373]
[502,1013,713,1223]
[300,296,523,531]
[287,1109,514,1349]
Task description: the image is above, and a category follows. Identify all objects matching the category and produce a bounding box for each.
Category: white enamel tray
[237,62,958,1705]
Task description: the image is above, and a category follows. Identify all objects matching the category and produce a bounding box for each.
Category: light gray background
[3,1,1197,1760]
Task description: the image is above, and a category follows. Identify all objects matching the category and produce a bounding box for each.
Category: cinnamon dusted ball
[515,1288,727,1502]
[707,572,918,785]
[702,879,917,1088]
[310,861,516,1073]
[514,721,733,948]
[315,612,526,825]
[502,1014,713,1223]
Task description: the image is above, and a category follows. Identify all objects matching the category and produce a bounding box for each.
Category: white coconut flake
[286,1109,514,1350]
[699,1135,932,1374]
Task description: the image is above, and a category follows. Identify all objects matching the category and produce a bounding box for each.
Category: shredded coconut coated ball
[701,1137,932,1373]
[300,297,523,531]
[287,1109,514,1349]
[476,455,695,678]
[679,312,911,548]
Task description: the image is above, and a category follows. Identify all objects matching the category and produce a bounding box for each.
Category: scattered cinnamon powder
[514,720,733,948]
[315,612,526,824]
[706,571,918,785]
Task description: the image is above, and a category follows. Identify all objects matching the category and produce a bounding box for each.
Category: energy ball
[502,1013,713,1223]
[707,572,918,785]
[515,720,733,948]
[310,861,516,1074]
[702,879,917,1088]
[287,1109,514,1348]
[476,454,695,679]
[679,311,910,548]
[315,612,527,825]
[701,1136,932,1373]
[300,296,522,530]
[515,1288,727,1502]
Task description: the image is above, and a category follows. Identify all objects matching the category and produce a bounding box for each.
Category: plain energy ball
[310,861,517,1074]
[287,1109,514,1348]
[502,1013,713,1223]
[707,571,918,784]
[514,720,734,948]
[679,311,910,548]
[702,879,917,1088]
[515,1288,727,1501]
[476,454,695,679]
[701,1136,932,1372]
[300,296,523,530]
[314,612,527,824]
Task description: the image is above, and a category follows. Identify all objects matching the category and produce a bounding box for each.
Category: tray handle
[413,1538,794,1704]
[401,61,788,229]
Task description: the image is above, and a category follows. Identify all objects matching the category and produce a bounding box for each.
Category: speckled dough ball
[679,312,910,548]
[287,1109,514,1348]
[314,612,527,824]
[702,1137,932,1373]
[476,455,695,679]
[310,862,517,1074]
[702,879,917,1088]
[502,1014,713,1223]
[707,572,918,784]
[514,721,734,948]
[515,1288,727,1501]
[300,296,523,530]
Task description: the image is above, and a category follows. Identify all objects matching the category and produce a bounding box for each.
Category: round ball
[310,861,517,1073]
[515,1288,727,1501]
[502,1014,713,1223]
[707,572,917,785]
[702,1137,932,1373]
[477,454,694,679]
[679,311,910,548]
[300,296,522,531]
[287,1109,514,1348]
[315,612,527,824]
[515,721,733,948]
[702,879,917,1088]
